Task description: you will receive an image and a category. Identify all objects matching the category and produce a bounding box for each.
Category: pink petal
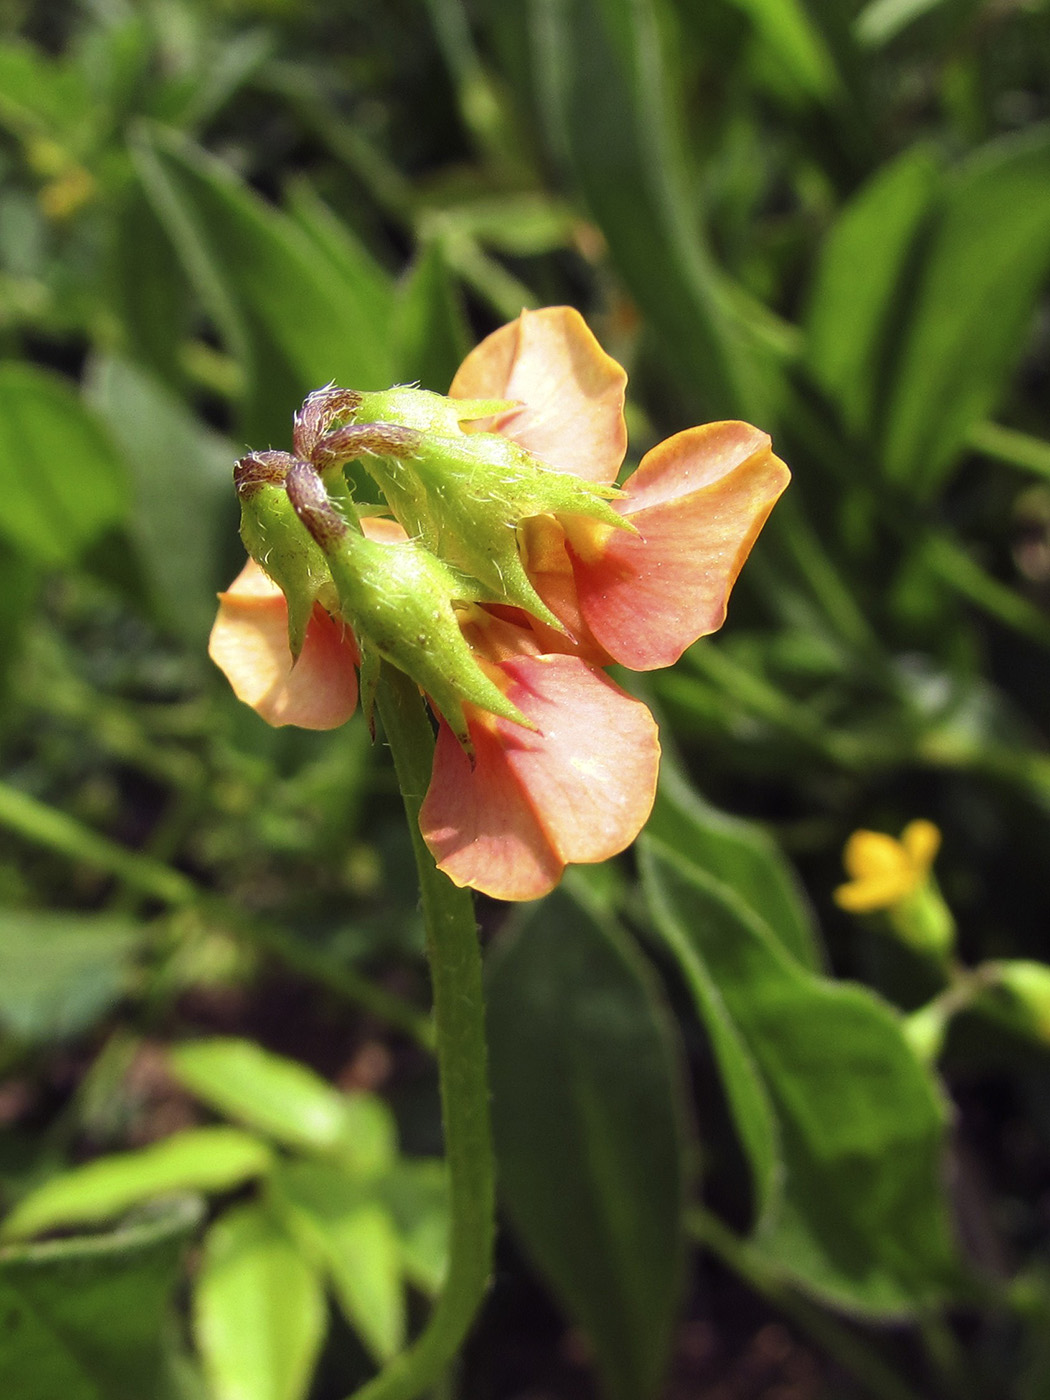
[565,422,790,670]
[208,559,359,729]
[449,307,627,485]
[420,652,660,901]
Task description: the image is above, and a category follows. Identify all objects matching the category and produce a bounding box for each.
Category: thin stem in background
[0,778,434,1050]
[688,1207,928,1400]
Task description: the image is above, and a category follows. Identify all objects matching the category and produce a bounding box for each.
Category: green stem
[348,663,494,1400]
[967,420,1050,482]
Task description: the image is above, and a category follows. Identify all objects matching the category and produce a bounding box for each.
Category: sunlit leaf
[194,1203,325,1400]
[274,1159,405,1363]
[2,1130,273,1241]
[169,1038,396,1171]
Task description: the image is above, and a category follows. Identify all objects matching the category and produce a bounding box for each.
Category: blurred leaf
[647,765,822,971]
[487,887,688,1400]
[2,1129,273,1241]
[503,0,779,421]
[0,366,128,566]
[0,540,38,711]
[374,1158,449,1296]
[0,910,143,1044]
[109,188,192,386]
[85,355,233,642]
[132,124,395,395]
[724,0,841,101]
[194,1202,325,1400]
[855,0,969,48]
[163,29,273,130]
[804,145,940,434]
[392,241,471,390]
[169,1038,396,1171]
[884,126,1050,496]
[284,178,396,335]
[274,1160,405,1364]
[0,1196,202,1400]
[0,41,93,138]
[641,839,963,1317]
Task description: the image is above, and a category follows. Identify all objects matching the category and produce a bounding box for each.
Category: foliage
[0,1,1049,1398]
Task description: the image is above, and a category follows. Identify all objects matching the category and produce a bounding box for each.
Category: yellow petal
[901,819,941,873]
[842,830,910,882]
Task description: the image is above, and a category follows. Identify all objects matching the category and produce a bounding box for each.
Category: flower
[833,820,941,914]
[209,307,789,900]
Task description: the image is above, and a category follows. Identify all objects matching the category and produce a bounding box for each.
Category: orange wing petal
[420,651,659,900]
[208,559,359,729]
[449,306,628,485]
[566,422,790,670]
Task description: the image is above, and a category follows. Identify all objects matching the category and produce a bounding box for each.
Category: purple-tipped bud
[312,422,423,470]
[234,450,297,499]
[286,462,350,551]
[293,386,364,458]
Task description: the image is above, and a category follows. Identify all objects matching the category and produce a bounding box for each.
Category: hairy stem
[348,663,494,1400]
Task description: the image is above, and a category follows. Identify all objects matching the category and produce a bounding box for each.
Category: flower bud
[235,452,333,658]
[285,464,534,753]
[986,960,1050,1044]
[331,387,633,631]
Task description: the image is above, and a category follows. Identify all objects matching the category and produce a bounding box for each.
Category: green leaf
[804,144,940,434]
[883,126,1050,496]
[84,355,234,642]
[0,910,143,1044]
[0,365,128,566]
[2,1129,273,1242]
[169,1038,397,1170]
[486,888,688,1400]
[647,764,822,971]
[274,1160,405,1363]
[194,1203,325,1400]
[641,852,783,1233]
[374,1158,449,1296]
[0,41,93,138]
[641,839,964,1317]
[504,0,779,421]
[0,1196,202,1400]
[392,241,471,392]
[724,0,841,101]
[131,125,395,413]
[108,188,192,387]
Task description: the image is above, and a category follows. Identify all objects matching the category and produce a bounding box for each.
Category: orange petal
[208,559,358,729]
[420,652,660,900]
[449,307,627,485]
[566,422,790,670]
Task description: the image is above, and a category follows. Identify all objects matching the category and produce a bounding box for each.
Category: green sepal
[349,387,630,625]
[450,398,519,420]
[284,460,534,753]
[358,642,380,740]
[374,430,628,628]
[238,480,332,659]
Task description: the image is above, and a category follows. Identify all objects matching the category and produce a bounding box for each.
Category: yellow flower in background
[834,819,941,914]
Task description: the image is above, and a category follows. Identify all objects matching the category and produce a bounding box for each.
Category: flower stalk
[348,660,494,1400]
